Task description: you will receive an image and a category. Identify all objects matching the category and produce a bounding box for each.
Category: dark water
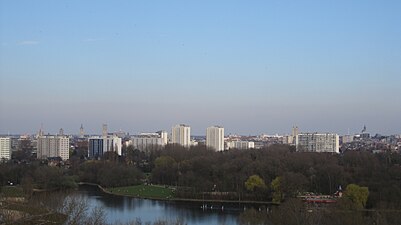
[74,185,248,225]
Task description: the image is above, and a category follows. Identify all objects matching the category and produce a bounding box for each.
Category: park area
[108,184,175,200]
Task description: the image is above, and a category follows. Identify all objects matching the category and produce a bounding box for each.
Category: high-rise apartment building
[171,124,191,147]
[206,126,224,151]
[292,126,299,137]
[37,135,70,160]
[0,137,11,161]
[291,126,299,145]
[88,136,122,158]
[296,133,339,153]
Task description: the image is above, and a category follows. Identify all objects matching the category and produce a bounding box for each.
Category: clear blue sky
[1,0,400,135]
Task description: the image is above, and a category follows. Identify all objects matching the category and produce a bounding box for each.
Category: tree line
[144,144,401,209]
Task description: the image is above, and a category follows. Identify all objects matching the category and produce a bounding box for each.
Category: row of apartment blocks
[40,129,340,161]
[0,136,35,161]
[87,124,256,158]
[1,130,340,163]
[1,125,352,162]
[1,134,71,162]
[168,125,255,151]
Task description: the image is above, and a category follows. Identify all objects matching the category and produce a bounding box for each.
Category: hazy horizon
[0,122,395,137]
[1,1,400,135]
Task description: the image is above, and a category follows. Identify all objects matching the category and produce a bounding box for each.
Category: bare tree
[61,195,108,225]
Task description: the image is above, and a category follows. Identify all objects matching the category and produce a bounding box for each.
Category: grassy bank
[108,185,175,200]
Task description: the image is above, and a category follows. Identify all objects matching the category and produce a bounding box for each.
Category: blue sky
[1,0,400,135]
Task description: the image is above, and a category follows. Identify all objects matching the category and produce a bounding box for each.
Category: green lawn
[108,185,175,199]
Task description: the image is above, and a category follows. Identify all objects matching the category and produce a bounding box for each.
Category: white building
[341,135,354,144]
[0,137,11,161]
[296,133,339,153]
[171,124,191,147]
[206,126,224,151]
[88,135,122,158]
[128,131,168,152]
[226,141,255,150]
[37,135,70,160]
[282,135,294,145]
[292,126,299,137]
[160,131,168,145]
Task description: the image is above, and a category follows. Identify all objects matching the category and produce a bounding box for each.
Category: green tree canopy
[245,175,267,192]
[154,156,176,168]
[271,176,283,203]
[344,184,369,209]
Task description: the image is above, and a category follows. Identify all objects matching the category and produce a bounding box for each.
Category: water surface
[74,185,244,225]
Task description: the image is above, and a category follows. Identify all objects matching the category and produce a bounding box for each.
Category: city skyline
[0,122,394,137]
[1,1,401,135]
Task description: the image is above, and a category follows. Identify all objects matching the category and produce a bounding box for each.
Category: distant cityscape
[0,124,400,162]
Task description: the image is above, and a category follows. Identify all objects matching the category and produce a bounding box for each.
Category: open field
[108,185,175,199]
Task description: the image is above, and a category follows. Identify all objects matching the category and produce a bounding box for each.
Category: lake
[73,185,258,225]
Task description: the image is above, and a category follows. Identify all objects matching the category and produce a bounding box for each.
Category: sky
[0,0,400,135]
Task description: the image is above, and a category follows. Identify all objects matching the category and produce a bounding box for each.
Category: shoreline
[78,182,276,205]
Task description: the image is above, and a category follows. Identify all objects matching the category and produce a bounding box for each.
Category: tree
[152,156,178,185]
[343,184,369,209]
[245,175,266,192]
[21,176,34,198]
[238,208,269,225]
[282,172,308,197]
[12,150,31,161]
[125,145,135,165]
[271,176,283,203]
[268,198,318,225]
[102,151,119,162]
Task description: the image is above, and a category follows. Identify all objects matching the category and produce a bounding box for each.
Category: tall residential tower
[206,126,224,151]
[171,124,191,147]
[88,135,122,158]
[0,137,11,161]
[37,135,70,160]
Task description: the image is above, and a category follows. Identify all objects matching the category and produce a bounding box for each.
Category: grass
[1,186,24,197]
[108,184,175,199]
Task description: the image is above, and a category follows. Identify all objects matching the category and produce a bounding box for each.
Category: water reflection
[73,185,241,225]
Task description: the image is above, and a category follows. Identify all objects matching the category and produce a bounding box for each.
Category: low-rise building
[282,135,294,145]
[127,131,168,152]
[226,141,255,150]
[341,135,354,144]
